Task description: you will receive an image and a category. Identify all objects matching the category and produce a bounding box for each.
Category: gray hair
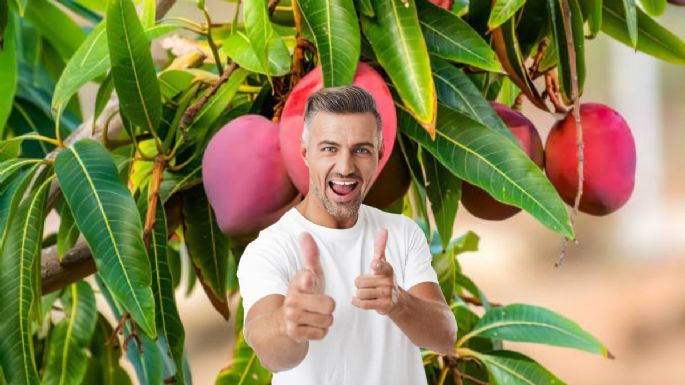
[301,85,383,145]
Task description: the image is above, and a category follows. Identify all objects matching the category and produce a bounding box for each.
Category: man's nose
[335,150,355,175]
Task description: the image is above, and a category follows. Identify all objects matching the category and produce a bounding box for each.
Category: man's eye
[355,148,370,154]
[322,147,335,152]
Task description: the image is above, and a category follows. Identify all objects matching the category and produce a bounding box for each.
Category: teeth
[331,180,357,186]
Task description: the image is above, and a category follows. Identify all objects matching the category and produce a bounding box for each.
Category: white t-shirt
[237,203,439,385]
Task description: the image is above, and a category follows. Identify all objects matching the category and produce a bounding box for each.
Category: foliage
[1,0,682,383]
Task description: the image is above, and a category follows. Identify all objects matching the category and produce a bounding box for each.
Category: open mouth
[328,179,359,199]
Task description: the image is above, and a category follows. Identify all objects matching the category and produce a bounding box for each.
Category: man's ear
[300,141,309,167]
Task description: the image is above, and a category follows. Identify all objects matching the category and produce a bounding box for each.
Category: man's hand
[351,228,401,316]
[280,232,336,343]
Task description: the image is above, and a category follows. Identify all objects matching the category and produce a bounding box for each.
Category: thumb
[297,269,317,293]
[371,228,389,274]
[299,232,322,276]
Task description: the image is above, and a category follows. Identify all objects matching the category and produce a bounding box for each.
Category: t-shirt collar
[289,204,366,240]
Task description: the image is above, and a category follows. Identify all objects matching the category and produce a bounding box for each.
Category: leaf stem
[203,8,224,74]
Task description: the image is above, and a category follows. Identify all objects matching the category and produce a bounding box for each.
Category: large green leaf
[360,0,436,136]
[397,104,574,238]
[42,282,97,385]
[421,150,460,252]
[0,162,39,254]
[429,56,516,144]
[461,304,611,356]
[24,0,86,61]
[82,315,133,385]
[0,11,15,137]
[601,0,685,64]
[488,0,526,30]
[52,23,177,124]
[0,171,51,385]
[416,0,501,72]
[107,0,161,134]
[547,0,586,103]
[54,138,156,337]
[466,350,567,385]
[182,185,229,319]
[215,331,272,385]
[221,31,291,76]
[298,0,360,86]
[138,194,187,385]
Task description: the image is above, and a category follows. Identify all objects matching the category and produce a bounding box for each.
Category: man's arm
[388,282,457,354]
[244,295,309,372]
[242,232,335,372]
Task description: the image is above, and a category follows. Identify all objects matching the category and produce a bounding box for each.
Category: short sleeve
[402,219,439,290]
[237,233,291,322]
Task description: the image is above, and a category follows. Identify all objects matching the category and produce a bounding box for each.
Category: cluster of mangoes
[202,62,636,238]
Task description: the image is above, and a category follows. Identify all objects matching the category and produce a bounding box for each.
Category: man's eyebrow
[352,141,375,148]
[317,140,340,147]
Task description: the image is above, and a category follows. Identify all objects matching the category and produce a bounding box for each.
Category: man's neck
[296,197,359,229]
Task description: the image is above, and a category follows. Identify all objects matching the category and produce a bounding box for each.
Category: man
[237,85,457,385]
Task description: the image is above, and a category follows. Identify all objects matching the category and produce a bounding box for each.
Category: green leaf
[82,315,133,385]
[221,31,290,76]
[601,0,685,64]
[429,57,516,144]
[0,163,39,254]
[182,185,229,320]
[52,23,177,124]
[0,171,52,385]
[159,165,202,204]
[583,0,602,38]
[488,0,526,30]
[186,68,249,143]
[215,331,272,385]
[141,0,156,29]
[107,0,162,134]
[397,104,574,238]
[416,0,502,72]
[24,0,86,61]
[639,0,665,16]
[298,0,360,86]
[55,138,156,337]
[242,0,291,77]
[42,282,97,385]
[546,0,586,103]
[355,0,374,16]
[57,200,80,262]
[422,150,460,251]
[622,0,637,48]
[462,304,611,356]
[137,194,187,385]
[468,350,567,385]
[396,133,429,227]
[491,18,548,111]
[0,11,15,137]
[361,0,436,136]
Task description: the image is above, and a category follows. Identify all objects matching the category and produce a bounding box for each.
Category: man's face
[301,111,384,220]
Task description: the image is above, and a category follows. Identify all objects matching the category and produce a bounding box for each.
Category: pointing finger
[373,228,388,262]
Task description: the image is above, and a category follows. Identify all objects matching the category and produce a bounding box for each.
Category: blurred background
[42,2,685,384]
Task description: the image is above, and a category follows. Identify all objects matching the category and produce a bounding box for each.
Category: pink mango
[202,114,298,236]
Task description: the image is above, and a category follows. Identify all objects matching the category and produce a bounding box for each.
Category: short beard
[310,179,363,219]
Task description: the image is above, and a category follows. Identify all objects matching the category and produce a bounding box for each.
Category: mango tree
[1,0,683,383]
